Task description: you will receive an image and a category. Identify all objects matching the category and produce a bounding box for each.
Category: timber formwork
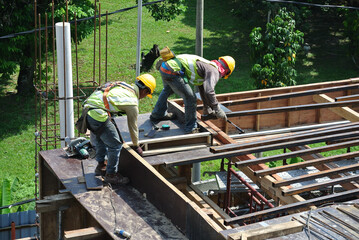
[38,78,359,240]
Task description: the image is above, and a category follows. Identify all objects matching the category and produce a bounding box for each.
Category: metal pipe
[52,0,57,147]
[45,13,49,149]
[235,139,359,168]
[98,2,101,85]
[135,0,142,77]
[282,174,359,196]
[11,222,15,240]
[230,120,349,139]
[256,151,359,177]
[105,11,108,82]
[74,12,80,135]
[230,168,274,208]
[166,131,359,167]
[213,122,359,153]
[227,99,359,117]
[93,0,97,86]
[197,83,359,109]
[224,188,359,225]
[225,162,232,214]
[38,13,42,150]
[273,162,359,187]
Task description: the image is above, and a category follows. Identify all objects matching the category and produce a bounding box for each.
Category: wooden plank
[313,94,359,121]
[36,193,74,213]
[227,220,303,240]
[64,227,104,240]
[82,159,103,190]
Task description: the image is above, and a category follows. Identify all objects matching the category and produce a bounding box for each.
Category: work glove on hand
[215,108,227,121]
[132,146,143,156]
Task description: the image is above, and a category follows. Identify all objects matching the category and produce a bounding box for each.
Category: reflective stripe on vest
[167,54,218,86]
[85,85,138,122]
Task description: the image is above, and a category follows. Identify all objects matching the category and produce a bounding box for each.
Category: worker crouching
[83,74,156,185]
[150,53,235,134]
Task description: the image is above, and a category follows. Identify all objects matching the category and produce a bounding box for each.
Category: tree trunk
[17,62,34,96]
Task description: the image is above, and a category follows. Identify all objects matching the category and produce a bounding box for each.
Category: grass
[1,0,359,210]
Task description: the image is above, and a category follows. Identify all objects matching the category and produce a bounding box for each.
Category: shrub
[249,8,304,89]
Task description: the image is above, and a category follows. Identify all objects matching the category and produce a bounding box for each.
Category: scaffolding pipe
[56,22,74,147]
[135,0,142,77]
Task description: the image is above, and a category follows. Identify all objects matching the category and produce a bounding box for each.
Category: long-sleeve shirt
[196,61,221,111]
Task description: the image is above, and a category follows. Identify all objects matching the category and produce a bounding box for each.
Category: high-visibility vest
[166,54,218,86]
[84,83,138,122]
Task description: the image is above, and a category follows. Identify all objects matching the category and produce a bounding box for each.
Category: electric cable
[0,0,165,40]
[267,0,359,10]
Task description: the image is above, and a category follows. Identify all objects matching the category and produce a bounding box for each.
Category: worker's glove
[215,108,227,121]
[132,146,143,156]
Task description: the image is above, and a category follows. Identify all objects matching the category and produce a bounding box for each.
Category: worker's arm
[118,104,139,146]
[196,61,221,110]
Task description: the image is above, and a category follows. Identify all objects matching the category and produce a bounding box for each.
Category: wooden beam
[36,192,74,213]
[64,227,104,240]
[313,94,359,121]
[227,220,303,240]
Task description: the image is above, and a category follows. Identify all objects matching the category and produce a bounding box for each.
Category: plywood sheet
[39,149,187,240]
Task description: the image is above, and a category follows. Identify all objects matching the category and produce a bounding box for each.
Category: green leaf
[1,179,11,214]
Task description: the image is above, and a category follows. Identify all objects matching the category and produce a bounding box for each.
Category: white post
[135,0,142,77]
[56,22,74,147]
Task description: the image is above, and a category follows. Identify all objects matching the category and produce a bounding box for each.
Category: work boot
[94,162,106,176]
[104,173,129,185]
[150,113,176,122]
[185,128,200,134]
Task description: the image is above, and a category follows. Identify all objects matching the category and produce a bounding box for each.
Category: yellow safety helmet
[219,56,235,79]
[136,74,156,98]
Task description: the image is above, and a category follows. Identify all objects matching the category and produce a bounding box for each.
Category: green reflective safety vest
[166,54,218,86]
[84,84,138,122]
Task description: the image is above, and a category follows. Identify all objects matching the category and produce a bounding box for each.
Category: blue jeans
[151,71,197,133]
[87,115,122,174]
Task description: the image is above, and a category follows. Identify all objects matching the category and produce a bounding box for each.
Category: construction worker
[150,54,235,133]
[84,74,156,185]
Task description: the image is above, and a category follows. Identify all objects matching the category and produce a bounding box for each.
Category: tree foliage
[249,8,304,89]
[0,0,94,95]
[142,0,187,21]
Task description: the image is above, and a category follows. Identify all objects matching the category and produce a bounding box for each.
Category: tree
[0,0,94,96]
[142,0,187,21]
[249,8,304,89]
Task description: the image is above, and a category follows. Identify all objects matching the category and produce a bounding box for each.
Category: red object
[11,221,15,240]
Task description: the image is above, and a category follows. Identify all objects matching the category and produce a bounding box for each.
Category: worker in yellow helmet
[150,53,235,133]
[83,74,156,185]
